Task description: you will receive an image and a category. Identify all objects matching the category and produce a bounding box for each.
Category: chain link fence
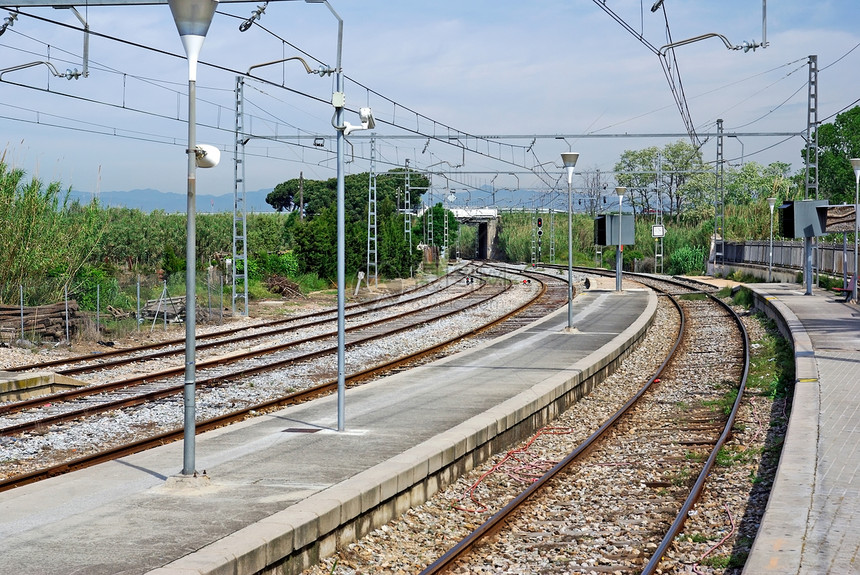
[1,268,231,347]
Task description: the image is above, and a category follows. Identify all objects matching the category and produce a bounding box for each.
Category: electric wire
[3,5,855,195]
[658,5,700,146]
[819,40,860,72]
[3,7,534,179]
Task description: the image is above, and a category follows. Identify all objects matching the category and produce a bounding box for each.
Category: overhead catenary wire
[3,6,540,179]
[2,4,858,195]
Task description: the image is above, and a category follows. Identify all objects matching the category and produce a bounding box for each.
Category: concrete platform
[743,283,860,574]
[0,286,656,575]
[0,371,84,402]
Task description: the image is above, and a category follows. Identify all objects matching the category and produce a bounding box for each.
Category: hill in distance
[69,188,277,213]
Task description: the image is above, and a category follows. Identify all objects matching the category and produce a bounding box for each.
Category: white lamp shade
[168,0,218,38]
[561,152,579,168]
[615,186,627,198]
[851,158,860,177]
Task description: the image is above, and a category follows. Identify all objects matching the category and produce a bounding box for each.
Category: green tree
[614,141,706,215]
[724,161,792,206]
[293,205,337,281]
[812,106,860,204]
[614,146,659,214]
[0,162,110,303]
[271,168,429,281]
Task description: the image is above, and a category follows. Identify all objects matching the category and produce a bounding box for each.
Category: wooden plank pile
[139,296,223,324]
[141,296,186,323]
[264,275,304,298]
[0,301,81,342]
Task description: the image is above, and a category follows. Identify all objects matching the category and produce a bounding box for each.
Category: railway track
[0,264,572,491]
[300,270,751,575]
[421,274,748,574]
[2,265,465,378]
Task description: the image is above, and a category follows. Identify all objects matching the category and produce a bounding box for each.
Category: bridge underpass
[449,208,499,260]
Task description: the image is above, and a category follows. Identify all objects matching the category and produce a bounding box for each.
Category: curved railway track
[2,265,465,377]
[417,273,749,574]
[0,264,572,492]
[0,269,504,429]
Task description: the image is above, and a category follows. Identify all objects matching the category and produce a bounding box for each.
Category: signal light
[537,217,543,227]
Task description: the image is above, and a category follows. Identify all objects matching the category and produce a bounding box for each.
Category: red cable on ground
[691,503,736,574]
[454,426,574,513]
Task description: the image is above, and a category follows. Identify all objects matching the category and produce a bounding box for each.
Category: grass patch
[679,292,707,301]
[728,270,761,283]
[715,446,757,467]
[701,552,747,569]
[702,389,738,416]
[670,467,693,486]
[685,451,706,463]
[746,315,794,400]
[731,286,754,308]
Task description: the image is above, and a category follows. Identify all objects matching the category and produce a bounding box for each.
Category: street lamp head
[615,186,627,199]
[561,152,579,169]
[561,152,579,185]
[767,197,776,210]
[851,158,860,181]
[169,0,217,37]
[168,0,218,79]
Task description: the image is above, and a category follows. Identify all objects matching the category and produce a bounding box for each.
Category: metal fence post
[19,284,24,342]
[65,284,70,343]
[137,276,141,332]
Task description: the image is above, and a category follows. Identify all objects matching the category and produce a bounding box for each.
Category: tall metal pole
[561,152,579,330]
[616,187,626,291]
[181,43,199,477]
[768,197,776,282]
[313,0,346,430]
[567,180,573,325]
[852,159,860,303]
[169,0,216,476]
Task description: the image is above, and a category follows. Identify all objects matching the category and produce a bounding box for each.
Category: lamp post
[309,0,374,429]
[851,158,860,303]
[615,186,626,291]
[767,197,776,282]
[168,0,218,477]
[307,0,347,430]
[561,152,579,330]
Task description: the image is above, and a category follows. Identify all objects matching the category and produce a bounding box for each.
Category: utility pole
[299,172,304,221]
[714,119,725,276]
[366,138,378,287]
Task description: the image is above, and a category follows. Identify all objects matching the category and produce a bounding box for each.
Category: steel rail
[0,269,554,493]
[0,278,510,435]
[4,268,458,374]
[0,271,490,419]
[640,291,750,574]
[419,285,687,575]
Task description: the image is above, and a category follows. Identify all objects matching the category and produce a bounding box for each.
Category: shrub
[667,245,707,275]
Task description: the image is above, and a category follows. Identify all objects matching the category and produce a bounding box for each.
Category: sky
[1,0,859,210]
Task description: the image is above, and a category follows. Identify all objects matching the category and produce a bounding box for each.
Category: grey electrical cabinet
[779,199,828,238]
